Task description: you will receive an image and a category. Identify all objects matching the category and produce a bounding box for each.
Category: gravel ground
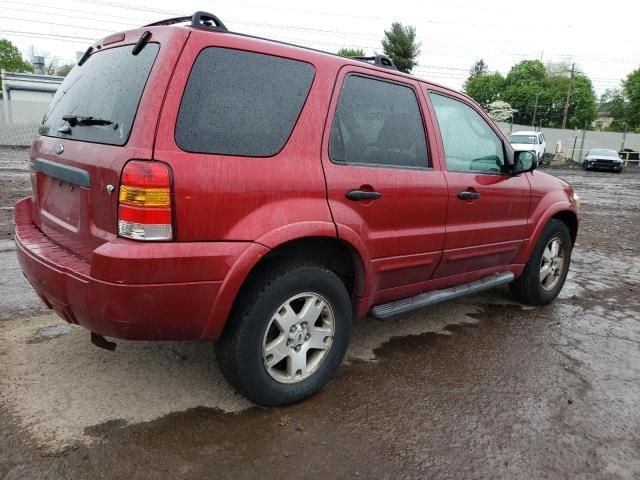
[1,146,639,479]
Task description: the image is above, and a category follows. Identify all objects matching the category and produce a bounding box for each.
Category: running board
[369,272,515,320]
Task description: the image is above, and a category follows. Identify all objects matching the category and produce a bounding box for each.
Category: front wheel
[510,219,572,305]
[216,261,352,406]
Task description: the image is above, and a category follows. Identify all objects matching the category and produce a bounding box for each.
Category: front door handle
[457,191,480,200]
[346,190,382,201]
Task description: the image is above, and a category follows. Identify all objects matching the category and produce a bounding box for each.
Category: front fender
[513,200,577,265]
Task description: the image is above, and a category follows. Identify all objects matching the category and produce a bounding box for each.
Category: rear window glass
[175,48,315,157]
[39,44,159,146]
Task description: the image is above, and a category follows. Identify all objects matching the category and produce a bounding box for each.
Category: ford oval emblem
[55,144,64,155]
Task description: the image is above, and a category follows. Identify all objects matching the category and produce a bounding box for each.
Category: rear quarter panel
[153,31,341,244]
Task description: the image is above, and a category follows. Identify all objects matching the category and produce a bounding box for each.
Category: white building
[1,68,64,123]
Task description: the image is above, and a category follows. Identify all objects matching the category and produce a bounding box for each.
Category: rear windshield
[39,43,159,146]
[175,47,315,157]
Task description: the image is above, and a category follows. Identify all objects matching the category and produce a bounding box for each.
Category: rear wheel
[510,219,572,305]
[216,261,352,406]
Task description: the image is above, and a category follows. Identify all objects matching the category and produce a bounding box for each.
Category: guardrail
[620,151,640,167]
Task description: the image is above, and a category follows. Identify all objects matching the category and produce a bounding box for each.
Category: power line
[5,0,639,67]
[0,29,95,43]
[0,0,148,23]
[0,15,115,33]
[0,5,140,28]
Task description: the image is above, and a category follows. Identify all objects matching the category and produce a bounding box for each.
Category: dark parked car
[15,12,579,406]
[583,148,624,172]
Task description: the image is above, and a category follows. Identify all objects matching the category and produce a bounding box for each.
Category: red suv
[14,12,579,406]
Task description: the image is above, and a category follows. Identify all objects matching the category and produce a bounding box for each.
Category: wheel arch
[514,204,578,265]
[201,233,368,340]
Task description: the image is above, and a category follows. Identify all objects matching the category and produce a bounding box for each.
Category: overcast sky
[1,0,638,95]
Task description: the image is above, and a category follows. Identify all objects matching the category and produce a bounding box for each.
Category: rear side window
[39,44,159,146]
[175,48,315,157]
[329,75,428,168]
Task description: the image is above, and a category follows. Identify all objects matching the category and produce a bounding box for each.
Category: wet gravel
[1,147,639,479]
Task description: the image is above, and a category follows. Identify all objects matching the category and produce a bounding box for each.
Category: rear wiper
[62,115,114,127]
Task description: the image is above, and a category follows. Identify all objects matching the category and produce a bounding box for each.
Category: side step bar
[369,272,515,320]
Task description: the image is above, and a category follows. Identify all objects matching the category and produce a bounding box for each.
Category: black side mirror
[513,150,538,174]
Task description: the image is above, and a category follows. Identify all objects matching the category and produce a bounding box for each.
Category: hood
[537,170,569,187]
[511,144,538,151]
[585,154,620,161]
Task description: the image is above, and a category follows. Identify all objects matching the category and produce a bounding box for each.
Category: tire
[582,162,590,171]
[510,219,572,306]
[216,261,352,406]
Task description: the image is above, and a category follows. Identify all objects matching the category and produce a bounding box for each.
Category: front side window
[329,75,428,168]
[176,48,315,157]
[429,93,505,174]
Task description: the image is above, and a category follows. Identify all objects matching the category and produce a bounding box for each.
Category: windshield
[510,135,536,144]
[588,149,618,157]
[39,43,159,146]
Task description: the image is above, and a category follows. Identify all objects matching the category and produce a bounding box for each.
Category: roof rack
[350,55,397,71]
[144,11,228,32]
[142,12,400,73]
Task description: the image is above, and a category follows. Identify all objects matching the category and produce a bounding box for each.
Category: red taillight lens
[118,160,173,241]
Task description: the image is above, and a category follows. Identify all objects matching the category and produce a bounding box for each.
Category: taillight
[118,160,174,241]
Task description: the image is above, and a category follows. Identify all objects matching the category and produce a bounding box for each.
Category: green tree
[465,72,505,108]
[501,60,546,125]
[566,74,597,129]
[599,89,627,131]
[0,39,31,88]
[501,60,596,128]
[337,47,365,58]
[55,63,74,77]
[623,68,640,131]
[465,59,488,83]
[381,22,421,73]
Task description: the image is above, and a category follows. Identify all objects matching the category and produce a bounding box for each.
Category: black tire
[216,261,352,406]
[510,219,572,306]
[582,162,590,171]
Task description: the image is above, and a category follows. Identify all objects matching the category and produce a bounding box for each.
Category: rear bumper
[14,197,259,340]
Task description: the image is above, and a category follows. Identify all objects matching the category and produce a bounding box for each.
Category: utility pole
[579,121,587,158]
[532,91,540,129]
[561,62,575,130]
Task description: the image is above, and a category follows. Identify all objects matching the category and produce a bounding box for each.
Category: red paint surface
[15,25,578,341]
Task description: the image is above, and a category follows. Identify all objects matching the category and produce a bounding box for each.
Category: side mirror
[513,150,538,174]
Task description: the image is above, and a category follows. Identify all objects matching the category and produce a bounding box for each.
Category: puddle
[27,324,74,344]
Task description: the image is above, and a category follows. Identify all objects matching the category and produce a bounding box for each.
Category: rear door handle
[457,191,480,200]
[346,190,382,201]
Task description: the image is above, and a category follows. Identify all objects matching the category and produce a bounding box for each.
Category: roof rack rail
[350,55,397,70]
[144,16,192,27]
[144,11,228,32]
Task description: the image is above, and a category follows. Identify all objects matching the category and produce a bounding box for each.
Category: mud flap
[91,332,117,351]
